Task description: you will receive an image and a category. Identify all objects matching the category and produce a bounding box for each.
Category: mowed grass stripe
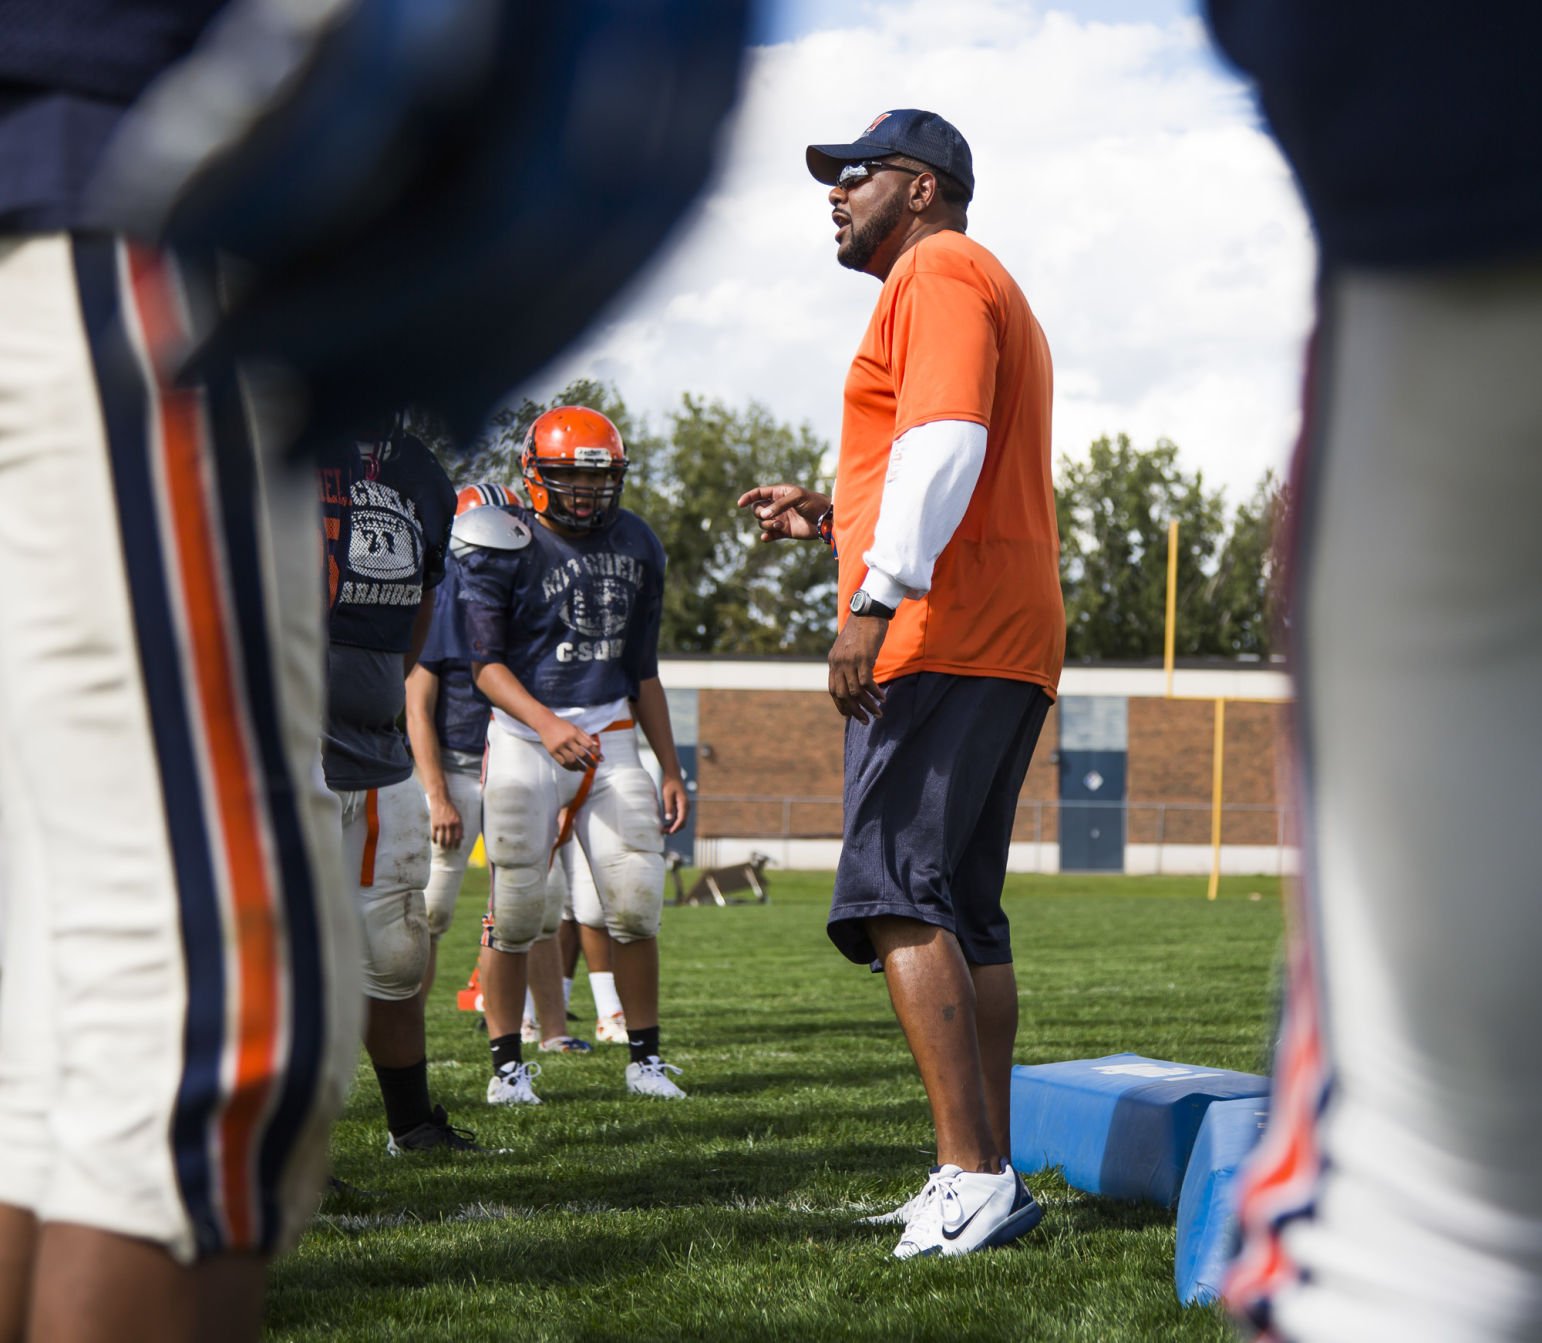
[267,873,1283,1341]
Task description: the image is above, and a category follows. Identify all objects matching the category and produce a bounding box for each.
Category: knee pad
[487,863,548,954]
[359,886,430,999]
[580,759,664,942]
[596,850,665,943]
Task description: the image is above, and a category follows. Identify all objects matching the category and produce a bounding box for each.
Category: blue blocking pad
[1009,1053,1269,1205]
[1175,1098,1271,1306]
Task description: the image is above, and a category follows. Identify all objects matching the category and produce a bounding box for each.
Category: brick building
[651,659,1294,876]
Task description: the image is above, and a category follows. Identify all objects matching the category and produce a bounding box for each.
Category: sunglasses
[835,159,923,188]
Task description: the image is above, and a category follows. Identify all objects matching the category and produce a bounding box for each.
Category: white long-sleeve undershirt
[858,418,989,609]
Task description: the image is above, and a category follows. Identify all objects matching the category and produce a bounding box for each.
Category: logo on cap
[863,112,892,135]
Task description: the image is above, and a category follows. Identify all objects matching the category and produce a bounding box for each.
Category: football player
[319,417,470,1152]
[407,482,515,997]
[447,405,690,1103]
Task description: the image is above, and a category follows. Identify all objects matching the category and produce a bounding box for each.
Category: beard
[837,190,906,271]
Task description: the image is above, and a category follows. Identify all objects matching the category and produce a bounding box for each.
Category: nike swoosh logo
[940,1205,987,1241]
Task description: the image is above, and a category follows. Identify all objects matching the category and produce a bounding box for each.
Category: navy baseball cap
[807,109,973,200]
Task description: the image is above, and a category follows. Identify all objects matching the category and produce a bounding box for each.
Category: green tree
[643,394,836,655]
[1056,434,1228,661]
[1201,471,1289,657]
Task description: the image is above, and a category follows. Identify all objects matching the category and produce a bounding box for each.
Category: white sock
[591,971,623,1019]
[522,988,535,1022]
[562,977,573,1009]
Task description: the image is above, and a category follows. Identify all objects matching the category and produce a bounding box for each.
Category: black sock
[628,1024,661,1065]
[374,1059,432,1136]
[490,1033,523,1074]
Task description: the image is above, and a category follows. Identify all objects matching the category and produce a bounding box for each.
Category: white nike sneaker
[860,1167,941,1225]
[892,1164,1043,1259]
[485,1061,543,1106]
[595,1011,628,1045]
[625,1056,686,1099]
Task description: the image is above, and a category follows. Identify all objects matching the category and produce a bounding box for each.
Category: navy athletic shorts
[828,671,1052,968]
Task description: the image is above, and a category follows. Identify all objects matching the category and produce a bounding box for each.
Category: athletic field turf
[269,873,1284,1341]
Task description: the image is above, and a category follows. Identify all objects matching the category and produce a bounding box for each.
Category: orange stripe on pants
[128,246,279,1252]
[360,788,381,887]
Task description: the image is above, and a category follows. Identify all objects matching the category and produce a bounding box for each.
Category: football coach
[738,108,1065,1259]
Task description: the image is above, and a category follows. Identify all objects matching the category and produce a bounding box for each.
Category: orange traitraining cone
[457,966,484,1013]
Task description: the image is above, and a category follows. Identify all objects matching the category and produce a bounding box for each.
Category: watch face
[850,591,869,614]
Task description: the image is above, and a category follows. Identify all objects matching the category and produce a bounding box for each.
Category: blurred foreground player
[0,6,363,1340]
[449,407,690,1103]
[1205,6,1542,1341]
[319,420,463,1153]
[0,0,747,1337]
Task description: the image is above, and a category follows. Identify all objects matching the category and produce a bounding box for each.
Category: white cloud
[520,0,1314,504]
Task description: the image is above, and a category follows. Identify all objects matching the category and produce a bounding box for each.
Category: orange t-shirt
[835,229,1065,692]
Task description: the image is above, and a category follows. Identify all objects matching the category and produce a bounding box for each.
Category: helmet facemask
[524,448,626,531]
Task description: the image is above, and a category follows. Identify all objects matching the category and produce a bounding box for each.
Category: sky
[518,0,1316,506]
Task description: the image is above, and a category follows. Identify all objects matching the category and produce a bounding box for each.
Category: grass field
[268,872,1285,1342]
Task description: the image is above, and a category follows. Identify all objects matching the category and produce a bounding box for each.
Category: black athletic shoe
[386,1105,482,1154]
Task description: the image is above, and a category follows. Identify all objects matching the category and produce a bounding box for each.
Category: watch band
[849,589,896,620]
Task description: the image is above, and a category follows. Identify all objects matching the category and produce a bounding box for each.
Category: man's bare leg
[363,995,426,1070]
[0,1204,35,1343]
[558,918,581,979]
[26,1226,264,1343]
[479,944,529,1042]
[969,961,1019,1161]
[578,923,612,974]
[611,936,658,1031]
[526,936,567,1043]
[868,916,999,1174]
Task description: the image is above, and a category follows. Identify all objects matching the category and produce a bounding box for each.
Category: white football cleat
[595,1011,628,1045]
[860,1168,941,1225]
[486,1060,543,1106]
[892,1163,1043,1259]
[520,1017,540,1044]
[625,1056,686,1099]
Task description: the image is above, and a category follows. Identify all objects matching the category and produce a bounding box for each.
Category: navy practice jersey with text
[446,504,664,711]
[318,431,456,654]
[430,660,490,758]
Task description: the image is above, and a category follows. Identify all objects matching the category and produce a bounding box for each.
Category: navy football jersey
[423,660,490,760]
[418,564,493,757]
[318,431,456,655]
[449,504,664,712]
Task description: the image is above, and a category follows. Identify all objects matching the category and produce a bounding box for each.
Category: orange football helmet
[521,406,628,531]
[455,481,519,516]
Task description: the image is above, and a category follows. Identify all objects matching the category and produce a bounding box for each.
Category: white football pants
[481,720,664,952]
[0,234,361,1262]
[421,763,484,939]
[334,778,431,1001]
